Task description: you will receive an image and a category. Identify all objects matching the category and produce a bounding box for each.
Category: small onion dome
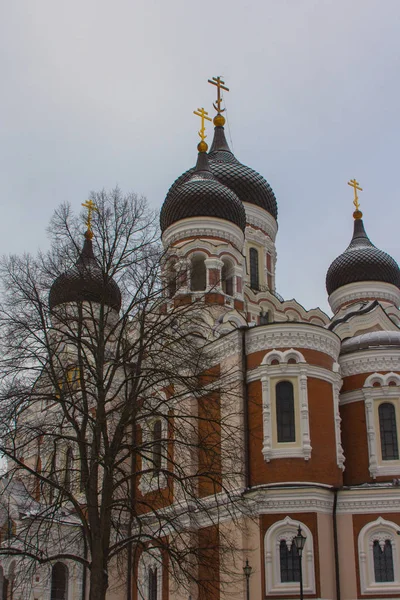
[326,217,400,295]
[49,232,121,311]
[165,124,278,220]
[160,150,246,233]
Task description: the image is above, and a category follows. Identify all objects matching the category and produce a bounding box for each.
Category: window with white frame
[358,517,400,594]
[261,350,312,461]
[137,548,163,600]
[264,517,315,596]
[363,373,400,478]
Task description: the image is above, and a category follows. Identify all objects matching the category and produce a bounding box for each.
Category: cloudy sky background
[1,0,399,315]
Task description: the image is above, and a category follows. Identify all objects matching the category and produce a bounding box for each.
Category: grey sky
[1,0,399,315]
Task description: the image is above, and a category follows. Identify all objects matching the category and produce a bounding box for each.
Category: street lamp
[243,559,252,600]
[293,525,307,600]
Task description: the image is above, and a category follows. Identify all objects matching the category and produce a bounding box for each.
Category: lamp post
[293,525,307,600]
[243,559,252,600]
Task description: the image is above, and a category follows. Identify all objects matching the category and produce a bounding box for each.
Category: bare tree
[0,189,245,600]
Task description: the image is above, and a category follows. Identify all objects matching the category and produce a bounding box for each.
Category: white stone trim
[162,217,244,252]
[336,488,400,514]
[243,202,278,242]
[365,372,400,388]
[329,281,400,314]
[138,547,163,600]
[332,303,399,340]
[264,516,316,596]
[339,349,400,377]
[358,517,400,595]
[246,323,341,360]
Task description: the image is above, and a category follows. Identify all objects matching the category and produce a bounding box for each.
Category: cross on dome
[347,179,363,219]
[81,199,98,239]
[208,76,229,126]
[193,107,212,152]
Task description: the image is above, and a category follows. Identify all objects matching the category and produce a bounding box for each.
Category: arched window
[264,517,315,595]
[190,255,206,291]
[379,403,399,460]
[138,549,162,600]
[149,567,158,600]
[276,381,295,443]
[221,259,234,296]
[152,420,162,474]
[373,539,394,582]
[249,248,259,291]
[64,447,73,493]
[280,539,300,582]
[51,562,68,600]
[167,261,177,298]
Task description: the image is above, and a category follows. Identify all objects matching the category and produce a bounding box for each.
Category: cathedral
[1,76,400,600]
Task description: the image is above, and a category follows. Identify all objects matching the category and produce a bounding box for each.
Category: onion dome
[49,232,121,311]
[165,123,277,221]
[160,148,246,233]
[326,215,400,295]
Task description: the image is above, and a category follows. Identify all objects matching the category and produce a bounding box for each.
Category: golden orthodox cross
[208,76,229,113]
[81,199,98,233]
[193,107,212,141]
[347,179,363,212]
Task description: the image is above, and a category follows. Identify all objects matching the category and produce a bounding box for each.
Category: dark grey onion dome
[160,150,246,233]
[49,233,121,311]
[326,217,400,295]
[165,126,278,220]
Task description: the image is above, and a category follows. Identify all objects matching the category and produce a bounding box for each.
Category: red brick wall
[248,377,342,486]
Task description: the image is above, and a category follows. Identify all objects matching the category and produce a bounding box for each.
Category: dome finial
[193,107,212,153]
[81,199,98,240]
[348,178,363,220]
[208,75,229,126]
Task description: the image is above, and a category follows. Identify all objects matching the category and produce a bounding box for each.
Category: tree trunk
[89,556,109,600]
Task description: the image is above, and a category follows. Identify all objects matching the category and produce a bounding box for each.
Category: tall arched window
[64,447,73,493]
[280,539,300,582]
[190,255,206,291]
[152,420,162,474]
[379,403,399,460]
[51,562,68,600]
[249,248,259,290]
[167,261,177,298]
[149,567,158,600]
[276,381,295,443]
[138,549,162,600]
[373,540,394,582]
[221,259,234,296]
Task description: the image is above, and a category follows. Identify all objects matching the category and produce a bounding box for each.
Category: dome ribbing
[160,151,246,233]
[165,126,278,221]
[326,218,400,295]
[49,234,121,311]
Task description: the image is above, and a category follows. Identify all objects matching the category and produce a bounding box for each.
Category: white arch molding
[264,516,316,595]
[358,517,400,594]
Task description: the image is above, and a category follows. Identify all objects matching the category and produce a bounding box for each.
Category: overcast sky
[1,0,399,315]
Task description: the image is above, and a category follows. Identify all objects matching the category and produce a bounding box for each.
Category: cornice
[339,348,400,377]
[337,488,400,514]
[329,281,400,314]
[243,203,278,242]
[246,323,341,360]
[162,217,244,252]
